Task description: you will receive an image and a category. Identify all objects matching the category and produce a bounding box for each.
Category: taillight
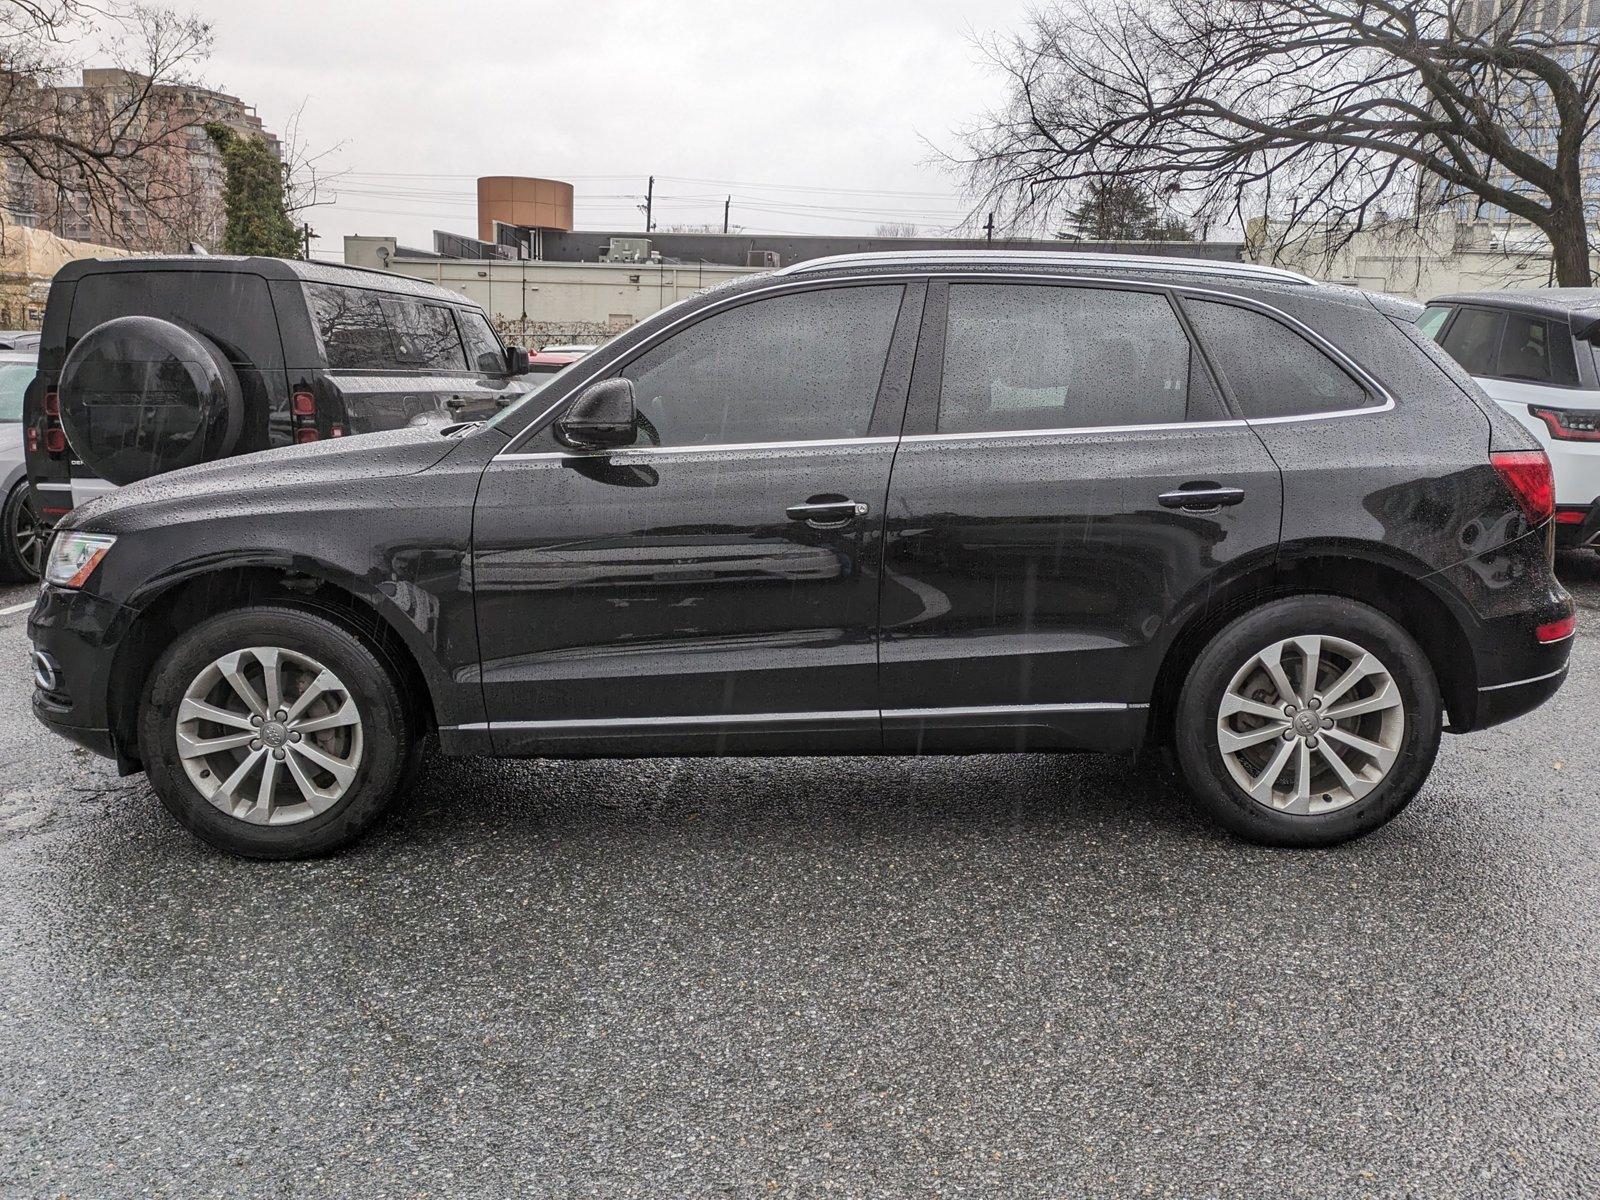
[1537,614,1576,644]
[1491,449,1555,526]
[1554,507,1587,525]
[290,388,318,443]
[41,387,67,457]
[1529,404,1600,442]
[24,427,38,453]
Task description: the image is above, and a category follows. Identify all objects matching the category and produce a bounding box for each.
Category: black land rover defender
[23,256,532,516]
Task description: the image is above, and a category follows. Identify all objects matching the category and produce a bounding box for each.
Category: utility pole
[722,195,731,235]
[302,223,314,260]
[984,212,995,243]
[644,175,655,233]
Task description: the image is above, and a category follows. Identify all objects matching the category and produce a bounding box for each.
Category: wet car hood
[65,426,472,535]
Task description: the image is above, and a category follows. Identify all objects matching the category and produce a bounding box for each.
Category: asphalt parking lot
[1,564,1597,1200]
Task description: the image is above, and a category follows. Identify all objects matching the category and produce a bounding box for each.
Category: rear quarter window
[1181,298,1371,419]
[305,284,480,373]
[1437,306,1504,377]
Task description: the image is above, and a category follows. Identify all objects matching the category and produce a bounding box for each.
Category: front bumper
[27,584,139,767]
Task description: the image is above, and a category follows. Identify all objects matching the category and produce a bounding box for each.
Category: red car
[527,343,598,374]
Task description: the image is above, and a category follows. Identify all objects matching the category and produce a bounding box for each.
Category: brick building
[1,69,281,253]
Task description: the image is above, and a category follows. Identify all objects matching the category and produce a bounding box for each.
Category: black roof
[54,255,475,307]
[1429,288,1600,321]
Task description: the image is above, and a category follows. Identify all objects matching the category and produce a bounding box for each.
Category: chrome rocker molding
[446,700,1148,734]
[1478,665,1569,692]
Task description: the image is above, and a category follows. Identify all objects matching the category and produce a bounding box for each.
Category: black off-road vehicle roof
[53,255,471,306]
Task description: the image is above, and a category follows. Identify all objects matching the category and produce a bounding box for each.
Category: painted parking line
[0,600,35,617]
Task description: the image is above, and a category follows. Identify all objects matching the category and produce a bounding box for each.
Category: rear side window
[306,284,394,369]
[620,285,902,446]
[306,284,490,373]
[1183,299,1369,419]
[1436,306,1505,377]
[1497,313,1579,386]
[937,284,1196,433]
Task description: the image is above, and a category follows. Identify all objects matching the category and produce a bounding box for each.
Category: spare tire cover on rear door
[58,315,245,485]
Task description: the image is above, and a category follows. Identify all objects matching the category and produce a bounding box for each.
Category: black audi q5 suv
[28,251,1574,858]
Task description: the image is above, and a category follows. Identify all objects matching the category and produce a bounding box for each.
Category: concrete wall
[1247,215,1600,301]
[534,229,1246,269]
[0,215,129,327]
[374,255,761,343]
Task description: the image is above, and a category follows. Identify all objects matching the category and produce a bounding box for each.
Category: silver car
[1,347,44,580]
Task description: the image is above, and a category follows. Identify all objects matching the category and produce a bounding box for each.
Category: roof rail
[773,249,1318,286]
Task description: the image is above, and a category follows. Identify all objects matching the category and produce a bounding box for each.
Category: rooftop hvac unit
[747,250,781,268]
[601,237,653,264]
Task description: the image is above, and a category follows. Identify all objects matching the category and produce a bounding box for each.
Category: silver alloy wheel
[175,646,364,826]
[1216,634,1405,816]
[11,488,44,578]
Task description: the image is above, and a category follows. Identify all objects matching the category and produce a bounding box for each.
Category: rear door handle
[786,496,868,528]
[1158,484,1246,511]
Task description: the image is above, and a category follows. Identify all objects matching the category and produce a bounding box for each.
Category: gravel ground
[0,561,1597,1199]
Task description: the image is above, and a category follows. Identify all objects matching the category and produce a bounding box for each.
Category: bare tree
[0,2,212,245]
[963,0,1600,285]
[874,222,920,238]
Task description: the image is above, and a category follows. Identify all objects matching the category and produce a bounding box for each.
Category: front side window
[458,310,506,375]
[1183,299,1369,419]
[937,284,1194,434]
[1436,306,1505,378]
[381,298,467,371]
[1497,313,1580,386]
[619,285,902,446]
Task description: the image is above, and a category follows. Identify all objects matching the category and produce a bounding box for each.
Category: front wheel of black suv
[1175,595,1442,848]
[139,606,416,859]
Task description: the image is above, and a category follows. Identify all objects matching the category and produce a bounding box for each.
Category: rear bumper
[1430,523,1574,733]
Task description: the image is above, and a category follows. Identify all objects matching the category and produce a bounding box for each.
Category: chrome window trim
[1478,665,1569,692]
[491,269,1391,462]
[497,435,898,463]
[445,700,1147,733]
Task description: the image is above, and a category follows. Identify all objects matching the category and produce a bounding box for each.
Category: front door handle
[786,495,868,528]
[1158,483,1246,511]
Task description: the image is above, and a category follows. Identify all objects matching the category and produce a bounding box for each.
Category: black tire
[1175,595,1442,848]
[0,481,45,583]
[139,605,414,859]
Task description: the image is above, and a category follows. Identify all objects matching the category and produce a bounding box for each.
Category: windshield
[0,362,32,421]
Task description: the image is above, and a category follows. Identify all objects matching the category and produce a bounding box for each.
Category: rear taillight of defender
[39,388,67,456]
[1490,449,1555,526]
[291,389,319,444]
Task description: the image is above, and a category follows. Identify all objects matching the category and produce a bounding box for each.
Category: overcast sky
[163,0,1034,257]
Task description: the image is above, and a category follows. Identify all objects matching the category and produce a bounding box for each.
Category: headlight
[44,531,117,589]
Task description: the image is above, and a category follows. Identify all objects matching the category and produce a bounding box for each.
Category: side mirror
[505,345,530,375]
[556,378,637,450]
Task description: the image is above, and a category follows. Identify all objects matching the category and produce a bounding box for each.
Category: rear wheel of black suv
[1175,595,1442,847]
[139,606,416,859]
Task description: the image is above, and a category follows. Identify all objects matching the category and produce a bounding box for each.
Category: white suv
[1422,291,1600,550]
